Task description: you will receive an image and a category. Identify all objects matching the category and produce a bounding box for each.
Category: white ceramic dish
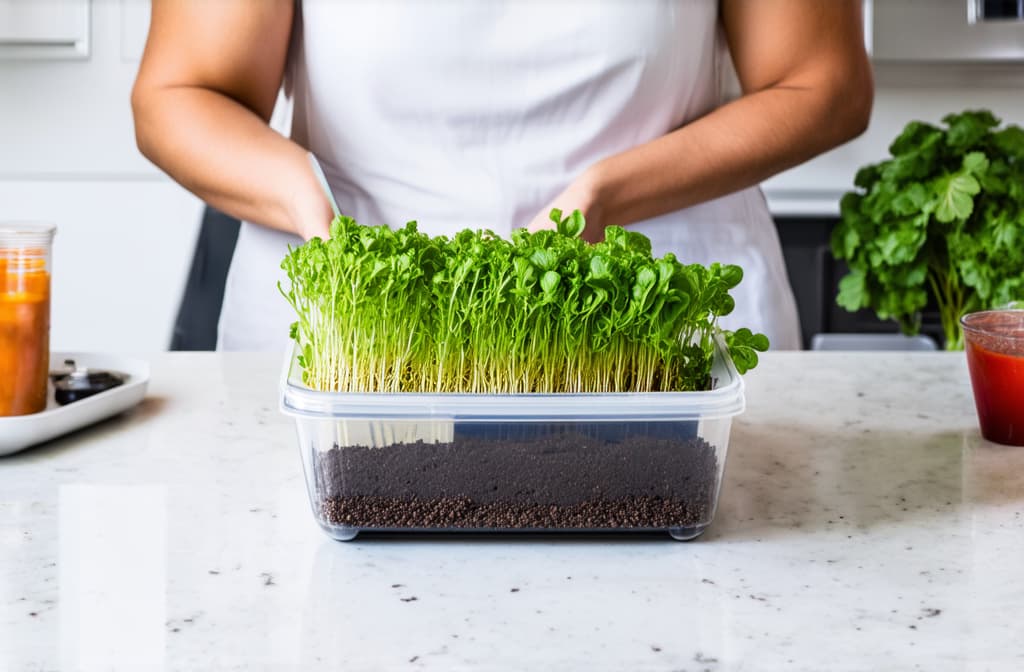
[0,353,149,456]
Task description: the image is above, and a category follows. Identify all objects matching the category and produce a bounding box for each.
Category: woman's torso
[219,0,801,351]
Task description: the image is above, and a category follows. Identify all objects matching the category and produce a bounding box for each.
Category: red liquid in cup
[963,311,1024,446]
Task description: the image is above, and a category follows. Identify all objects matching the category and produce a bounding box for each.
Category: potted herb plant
[279,210,767,540]
[832,110,1024,349]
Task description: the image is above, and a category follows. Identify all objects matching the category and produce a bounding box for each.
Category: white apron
[218,0,801,351]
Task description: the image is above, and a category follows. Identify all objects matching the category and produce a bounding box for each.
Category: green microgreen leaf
[280,207,765,392]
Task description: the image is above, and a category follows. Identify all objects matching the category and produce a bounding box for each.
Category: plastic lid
[280,335,745,421]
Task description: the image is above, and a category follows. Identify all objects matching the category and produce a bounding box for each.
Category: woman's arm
[531,0,873,241]
[131,0,332,239]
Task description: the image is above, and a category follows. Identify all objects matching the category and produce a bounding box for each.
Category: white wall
[763,76,1024,216]
[0,0,202,353]
[764,0,1024,214]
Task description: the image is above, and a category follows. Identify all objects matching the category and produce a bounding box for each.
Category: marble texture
[2,352,1024,671]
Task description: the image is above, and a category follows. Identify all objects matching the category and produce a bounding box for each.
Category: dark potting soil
[312,427,719,530]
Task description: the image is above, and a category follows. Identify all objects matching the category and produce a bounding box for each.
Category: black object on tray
[51,359,126,405]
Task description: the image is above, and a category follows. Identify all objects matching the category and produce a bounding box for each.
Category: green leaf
[840,226,861,261]
[551,208,586,238]
[882,153,929,183]
[603,226,628,249]
[730,348,757,375]
[540,270,561,296]
[863,180,901,223]
[993,126,1024,159]
[959,258,992,299]
[854,164,882,190]
[713,294,735,316]
[588,255,612,279]
[565,210,586,238]
[624,230,652,255]
[962,151,990,175]
[719,264,743,289]
[632,266,657,300]
[890,182,928,216]
[837,271,868,311]
[725,328,770,375]
[529,248,558,271]
[942,109,1000,151]
[889,120,942,156]
[934,172,980,223]
[839,190,864,217]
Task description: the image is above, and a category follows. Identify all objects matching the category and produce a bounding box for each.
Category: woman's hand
[288,189,335,241]
[286,163,336,240]
[527,166,607,243]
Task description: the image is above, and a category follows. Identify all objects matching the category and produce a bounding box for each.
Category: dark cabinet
[774,217,945,349]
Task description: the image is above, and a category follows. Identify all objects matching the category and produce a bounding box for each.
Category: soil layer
[313,427,719,530]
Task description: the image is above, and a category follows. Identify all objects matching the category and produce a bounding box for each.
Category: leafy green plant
[280,209,768,393]
[833,110,1024,349]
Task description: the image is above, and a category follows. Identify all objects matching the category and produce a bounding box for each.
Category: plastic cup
[961,308,1024,446]
[0,223,56,416]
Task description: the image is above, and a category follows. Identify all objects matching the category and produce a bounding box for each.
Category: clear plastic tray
[280,335,744,541]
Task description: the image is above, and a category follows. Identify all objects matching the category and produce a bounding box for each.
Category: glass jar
[0,223,56,416]
[962,308,1024,446]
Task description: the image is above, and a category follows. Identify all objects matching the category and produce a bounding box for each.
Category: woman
[132,0,873,351]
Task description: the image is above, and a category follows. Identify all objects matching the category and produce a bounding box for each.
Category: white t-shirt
[218,0,801,351]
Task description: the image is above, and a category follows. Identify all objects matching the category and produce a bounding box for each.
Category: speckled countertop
[2,352,1023,671]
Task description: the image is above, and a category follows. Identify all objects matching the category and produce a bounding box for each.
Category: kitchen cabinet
[775,217,945,349]
[872,0,1024,62]
[0,0,90,59]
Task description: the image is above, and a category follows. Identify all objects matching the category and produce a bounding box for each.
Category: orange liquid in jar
[0,252,50,416]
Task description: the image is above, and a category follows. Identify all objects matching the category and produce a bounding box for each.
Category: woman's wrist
[525,162,610,241]
[578,163,609,227]
[284,154,335,240]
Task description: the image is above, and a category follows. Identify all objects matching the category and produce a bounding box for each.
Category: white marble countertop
[2,352,1023,671]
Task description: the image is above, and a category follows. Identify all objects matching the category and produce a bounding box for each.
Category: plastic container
[281,335,745,541]
[0,223,55,417]
[962,309,1024,446]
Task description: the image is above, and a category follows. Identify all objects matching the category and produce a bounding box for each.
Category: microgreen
[280,210,767,392]
[833,110,1024,349]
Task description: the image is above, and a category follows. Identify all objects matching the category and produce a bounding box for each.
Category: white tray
[0,353,150,456]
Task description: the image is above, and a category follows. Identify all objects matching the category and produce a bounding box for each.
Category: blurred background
[1,0,1023,352]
